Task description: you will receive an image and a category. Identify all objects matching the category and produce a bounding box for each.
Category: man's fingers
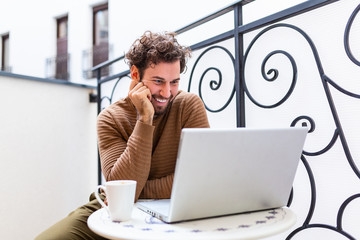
[129,82,152,103]
[145,87,152,101]
[134,87,152,100]
[129,82,144,95]
[129,80,138,91]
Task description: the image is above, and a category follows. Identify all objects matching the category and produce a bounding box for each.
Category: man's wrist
[138,115,153,125]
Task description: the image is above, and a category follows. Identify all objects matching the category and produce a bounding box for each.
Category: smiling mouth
[154,98,168,103]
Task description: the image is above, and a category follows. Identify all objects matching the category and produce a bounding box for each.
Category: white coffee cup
[95,180,137,222]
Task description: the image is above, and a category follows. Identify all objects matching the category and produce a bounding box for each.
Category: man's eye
[171,80,179,85]
[154,80,163,84]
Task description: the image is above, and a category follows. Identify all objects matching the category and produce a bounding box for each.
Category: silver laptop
[137,127,307,223]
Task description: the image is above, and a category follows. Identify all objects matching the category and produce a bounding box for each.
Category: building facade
[0,0,304,86]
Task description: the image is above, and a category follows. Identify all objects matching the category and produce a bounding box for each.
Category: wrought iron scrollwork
[292,115,339,157]
[188,46,236,113]
[243,10,360,237]
[244,33,298,108]
[344,3,360,67]
[241,6,360,239]
[100,75,131,110]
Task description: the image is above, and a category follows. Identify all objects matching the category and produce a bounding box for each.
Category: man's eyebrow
[151,76,180,81]
[151,76,165,80]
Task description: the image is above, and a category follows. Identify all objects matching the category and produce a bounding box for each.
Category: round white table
[88,206,296,240]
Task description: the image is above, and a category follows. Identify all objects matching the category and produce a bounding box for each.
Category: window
[1,33,10,72]
[56,16,69,80]
[93,3,109,75]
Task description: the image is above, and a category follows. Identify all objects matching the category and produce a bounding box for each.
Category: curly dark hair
[125,31,191,80]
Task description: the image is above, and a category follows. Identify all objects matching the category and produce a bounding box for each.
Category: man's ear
[130,65,140,82]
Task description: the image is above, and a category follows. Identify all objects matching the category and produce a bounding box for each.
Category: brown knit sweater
[97,90,210,201]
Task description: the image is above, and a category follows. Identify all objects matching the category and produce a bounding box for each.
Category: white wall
[0,73,98,240]
[0,0,102,85]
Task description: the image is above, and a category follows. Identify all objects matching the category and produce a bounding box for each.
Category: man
[35,31,209,240]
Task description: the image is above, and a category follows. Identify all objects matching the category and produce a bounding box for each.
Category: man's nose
[160,83,171,98]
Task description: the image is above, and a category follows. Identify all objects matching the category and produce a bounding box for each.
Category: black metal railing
[82,44,112,79]
[45,54,70,80]
[0,65,12,72]
[92,0,359,239]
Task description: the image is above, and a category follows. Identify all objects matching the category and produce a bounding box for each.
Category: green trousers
[35,193,108,240]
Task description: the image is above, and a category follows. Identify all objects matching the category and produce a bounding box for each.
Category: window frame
[93,3,108,46]
[1,33,10,71]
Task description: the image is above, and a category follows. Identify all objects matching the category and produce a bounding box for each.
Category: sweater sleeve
[182,93,210,129]
[97,110,154,201]
[140,174,174,199]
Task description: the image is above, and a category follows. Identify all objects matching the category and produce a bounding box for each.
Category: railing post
[234,3,245,127]
[96,68,102,185]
